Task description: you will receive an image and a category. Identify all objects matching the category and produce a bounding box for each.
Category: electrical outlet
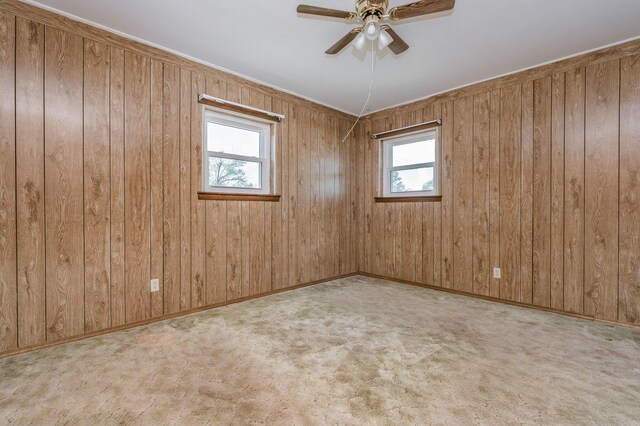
[493,268,501,279]
[150,278,160,292]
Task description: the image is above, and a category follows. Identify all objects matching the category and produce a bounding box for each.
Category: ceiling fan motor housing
[356,0,389,19]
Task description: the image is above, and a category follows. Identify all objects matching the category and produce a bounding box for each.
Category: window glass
[392,138,435,167]
[207,122,260,157]
[208,157,262,189]
[390,167,434,193]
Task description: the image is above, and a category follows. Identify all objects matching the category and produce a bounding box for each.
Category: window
[381,129,439,198]
[203,109,273,195]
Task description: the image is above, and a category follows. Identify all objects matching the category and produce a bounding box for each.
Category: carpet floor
[1,275,639,425]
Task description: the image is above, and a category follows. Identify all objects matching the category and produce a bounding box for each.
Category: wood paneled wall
[356,41,640,327]
[0,2,357,355]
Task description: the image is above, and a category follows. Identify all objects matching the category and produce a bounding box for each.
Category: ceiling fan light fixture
[378,30,393,50]
[364,17,381,40]
[353,32,367,50]
[298,0,455,56]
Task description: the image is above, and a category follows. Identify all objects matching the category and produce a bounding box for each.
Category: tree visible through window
[208,158,255,188]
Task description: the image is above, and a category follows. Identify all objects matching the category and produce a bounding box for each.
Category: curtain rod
[372,119,442,139]
[198,94,286,122]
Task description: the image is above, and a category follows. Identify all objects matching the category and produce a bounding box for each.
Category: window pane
[208,157,261,189]
[207,122,260,157]
[392,139,436,167]
[391,167,434,193]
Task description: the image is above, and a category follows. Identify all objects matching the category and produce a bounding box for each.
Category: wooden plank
[422,202,434,286]
[0,11,17,351]
[563,68,586,315]
[298,108,311,283]
[400,201,414,281]
[240,197,250,297]
[584,60,620,320]
[499,84,521,302]
[363,121,373,273]
[44,27,84,340]
[109,47,126,327]
[287,105,298,287]
[150,60,164,318]
[15,17,45,347]
[550,72,565,310]
[190,72,206,308]
[310,111,321,282]
[83,39,111,332]
[348,117,358,275]
[532,76,552,308]
[329,113,337,278]
[356,116,365,272]
[472,93,491,296]
[179,68,191,310]
[348,115,357,276]
[440,102,454,289]
[339,118,348,276]
[453,96,474,293]
[123,51,151,323]
[411,201,422,283]
[431,103,442,287]
[162,63,181,314]
[318,112,328,279]
[206,201,227,304]
[619,55,640,325]
[249,202,265,296]
[489,91,501,298]
[226,201,242,299]
[520,81,534,305]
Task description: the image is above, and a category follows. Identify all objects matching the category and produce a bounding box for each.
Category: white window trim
[381,129,440,198]
[202,108,273,195]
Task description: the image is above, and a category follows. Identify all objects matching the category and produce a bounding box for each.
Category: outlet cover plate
[493,268,501,279]
[150,278,160,292]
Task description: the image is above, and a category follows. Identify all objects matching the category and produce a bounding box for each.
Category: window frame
[202,108,274,195]
[380,129,440,199]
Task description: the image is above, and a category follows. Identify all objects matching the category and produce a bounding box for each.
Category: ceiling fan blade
[389,0,455,21]
[297,5,356,20]
[325,29,361,55]
[384,28,409,55]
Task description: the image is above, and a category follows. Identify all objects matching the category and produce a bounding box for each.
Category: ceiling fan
[297,0,455,55]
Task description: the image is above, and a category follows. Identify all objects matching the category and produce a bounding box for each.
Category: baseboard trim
[0,273,357,359]
[357,272,640,331]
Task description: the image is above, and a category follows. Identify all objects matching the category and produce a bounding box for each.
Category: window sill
[374,196,442,203]
[198,192,281,202]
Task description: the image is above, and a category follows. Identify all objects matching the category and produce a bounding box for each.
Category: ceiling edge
[364,33,640,117]
[21,0,357,116]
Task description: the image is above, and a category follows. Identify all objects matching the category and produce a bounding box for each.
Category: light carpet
[1,275,639,425]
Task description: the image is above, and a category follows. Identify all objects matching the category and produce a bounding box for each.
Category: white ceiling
[28,0,640,115]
